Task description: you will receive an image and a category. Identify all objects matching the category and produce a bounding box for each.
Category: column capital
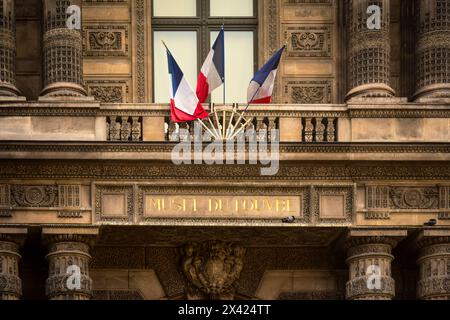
[0,227,28,246]
[41,227,99,248]
[345,228,408,249]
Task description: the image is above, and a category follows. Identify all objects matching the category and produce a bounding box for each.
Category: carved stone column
[414,0,450,100]
[345,229,406,300]
[0,0,21,97]
[0,228,27,300]
[43,229,98,300]
[346,0,395,100]
[40,0,87,98]
[416,229,450,300]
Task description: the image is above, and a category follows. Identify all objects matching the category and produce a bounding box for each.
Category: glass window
[210,31,254,103]
[153,0,197,17]
[152,0,257,103]
[153,31,198,103]
[210,0,254,17]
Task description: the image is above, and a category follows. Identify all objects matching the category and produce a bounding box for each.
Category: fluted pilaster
[414,0,450,100]
[0,0,20,97]
[346,0,395,100]
[44,231,98,300]
[417,234,450,300]
[40,0,87,98]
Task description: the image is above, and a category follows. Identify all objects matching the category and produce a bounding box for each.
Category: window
[152,0,258,103]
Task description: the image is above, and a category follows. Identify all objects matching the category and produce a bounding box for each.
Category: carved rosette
[41,0,87,97]
[417,237,450,300]
[45,234,96,300]
[414,0,450,100]
[0,238,22,300]
[0,0,20,96]
[181,241,246,300]
[345,237,396,300]
[346,0,394,100]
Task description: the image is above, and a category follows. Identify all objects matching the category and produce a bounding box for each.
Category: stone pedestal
[44,229,98,300]
[40,0,87,98]
[414,0,450,101]
[346,0,395,100]
[0,0,21,97]
[416,229,450,300]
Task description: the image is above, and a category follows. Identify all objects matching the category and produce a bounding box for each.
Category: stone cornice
[1,102,450,118]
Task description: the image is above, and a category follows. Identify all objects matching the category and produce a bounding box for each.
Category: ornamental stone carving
[0,0,21,97]
[346,0,395,100]
[417,235,450,300]
[390,187,439,210]
[414,0,450,100]
[41,0,87,98]
[11,185,58,208]
[181,241,246,300]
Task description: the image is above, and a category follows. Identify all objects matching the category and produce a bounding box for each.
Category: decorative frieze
[390,187,439,210]
[11,185,58,208]
[284,25,332,58]
[87,81,129,103]
[182,241,246,300]
[284,80,332,104]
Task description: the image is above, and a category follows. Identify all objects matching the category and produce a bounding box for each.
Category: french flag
[247,46,285,104]
[196,27,225,103]
[165,44,209,123]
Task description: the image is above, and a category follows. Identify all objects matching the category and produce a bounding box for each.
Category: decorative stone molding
[416,229,450,300]
[40,0,88,98]
[181,241,246,300]
[346,0,394,100]
[345,229,407,300]
[43,228,98,300]
[414,0,450,100]
[10,185,58,208]
[0,0,21,97]
[0,228,27,300]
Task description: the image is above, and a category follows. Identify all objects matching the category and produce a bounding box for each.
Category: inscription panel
[143,195,302,219]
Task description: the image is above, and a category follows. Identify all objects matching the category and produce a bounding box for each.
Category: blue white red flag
[247,46,285,104]
[165,44,209,123]
[196,27,225,103]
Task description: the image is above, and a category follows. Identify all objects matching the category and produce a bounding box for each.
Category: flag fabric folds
[165,45,209,123]
[196,27,225,103]
[247,46,285,104]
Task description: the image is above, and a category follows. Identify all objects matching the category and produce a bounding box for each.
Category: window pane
[210,0,253,17]
[210,31,254,103]
[153,31,198,103]
[153,0,196,17]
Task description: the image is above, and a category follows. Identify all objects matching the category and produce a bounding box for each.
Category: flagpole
[222,24,226,106]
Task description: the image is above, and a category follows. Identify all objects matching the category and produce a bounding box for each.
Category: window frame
[151,0,259,103]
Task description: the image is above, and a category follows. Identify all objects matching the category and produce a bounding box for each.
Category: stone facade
[0,0,449,300]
